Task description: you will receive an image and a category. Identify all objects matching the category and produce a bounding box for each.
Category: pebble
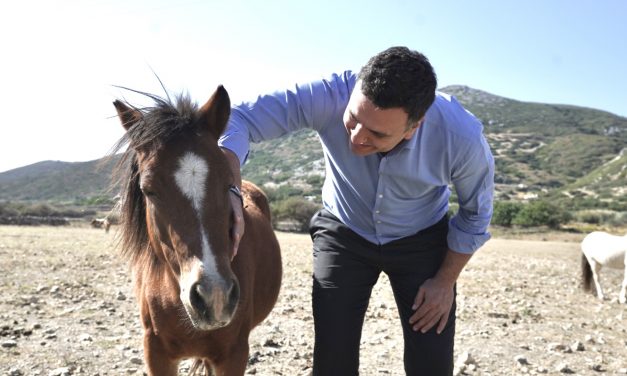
[456,351,475,366]
[129,356,143,365]
[571,340,584,351]
[590,364,604,372]
[556,363,574,374]
[2,339,17,348]
[8,368,23,376]
[48,367,71,376]
[514,355,529,365]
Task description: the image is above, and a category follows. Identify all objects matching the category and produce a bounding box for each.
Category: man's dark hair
[358,46,437,125]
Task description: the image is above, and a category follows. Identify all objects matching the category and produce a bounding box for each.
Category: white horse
[581,231,627,303]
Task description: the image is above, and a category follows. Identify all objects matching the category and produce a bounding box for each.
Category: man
[219,46,494,375]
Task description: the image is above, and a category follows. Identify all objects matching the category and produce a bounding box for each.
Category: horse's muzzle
[186,277,240,330]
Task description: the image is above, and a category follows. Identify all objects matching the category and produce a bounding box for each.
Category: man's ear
[404,116,424,139]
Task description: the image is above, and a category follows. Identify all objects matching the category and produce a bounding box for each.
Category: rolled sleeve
[218,111,251,166]
[447,136,495,254]
[217,71,355,167]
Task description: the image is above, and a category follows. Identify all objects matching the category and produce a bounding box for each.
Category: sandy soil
[1,225,626,375]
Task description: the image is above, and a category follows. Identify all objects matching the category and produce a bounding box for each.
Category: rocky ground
[1,225,626,375]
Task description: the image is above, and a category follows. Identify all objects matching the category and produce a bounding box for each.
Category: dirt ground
[1,225,626,375]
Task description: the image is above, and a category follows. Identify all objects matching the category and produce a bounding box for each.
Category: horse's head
[113,86,240,330]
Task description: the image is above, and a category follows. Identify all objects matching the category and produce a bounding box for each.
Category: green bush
[512,200,571,229]
[271,197,321,232]
[575,210,614,225]
[608,212,627,227]
[492,201,523,227]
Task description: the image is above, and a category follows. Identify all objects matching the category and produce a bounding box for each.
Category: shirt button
[376,220,381,224]
[378,194,383,198]
[375,210,380,214]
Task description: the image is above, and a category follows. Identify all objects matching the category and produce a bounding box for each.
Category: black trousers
[309,209,455,376]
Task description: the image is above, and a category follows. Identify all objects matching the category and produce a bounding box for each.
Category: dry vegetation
[1,225,626,375]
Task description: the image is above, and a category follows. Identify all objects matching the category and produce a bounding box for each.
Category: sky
[1,0,626,173]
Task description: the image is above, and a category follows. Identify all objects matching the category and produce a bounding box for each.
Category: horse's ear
[198,85,231,139]
[113,100,141,131]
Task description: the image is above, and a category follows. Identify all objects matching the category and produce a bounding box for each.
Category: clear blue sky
[1,0,625,173]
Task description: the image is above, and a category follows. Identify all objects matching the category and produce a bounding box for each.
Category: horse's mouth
[183,298,238,331]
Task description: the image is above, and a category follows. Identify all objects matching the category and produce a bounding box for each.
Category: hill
[0,157,119,204]
[1,86,626,212]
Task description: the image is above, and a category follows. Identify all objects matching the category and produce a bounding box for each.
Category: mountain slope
[1,86,626,210]
[0,158,119,202]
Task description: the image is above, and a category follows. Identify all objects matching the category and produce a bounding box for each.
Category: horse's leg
[590,259,605,300]
[211,341,249,376]
[143,331,178,376]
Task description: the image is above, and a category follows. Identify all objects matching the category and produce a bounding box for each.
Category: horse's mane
[109,90,200,267]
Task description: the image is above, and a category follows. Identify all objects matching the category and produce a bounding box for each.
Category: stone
[2,339,17,348]
[515,355,529,365]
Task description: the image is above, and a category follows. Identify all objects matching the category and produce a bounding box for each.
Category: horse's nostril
[189,282,205,311]
[228,279,240,306]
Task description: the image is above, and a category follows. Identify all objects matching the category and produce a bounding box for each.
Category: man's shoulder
[426,93,484,139]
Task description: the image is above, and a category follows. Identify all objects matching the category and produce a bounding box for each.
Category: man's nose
[351,124,368,144]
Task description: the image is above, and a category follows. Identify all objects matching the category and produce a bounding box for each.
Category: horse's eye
[140,186,157,198]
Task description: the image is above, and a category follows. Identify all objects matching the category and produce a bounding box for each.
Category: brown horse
[111,86,282,375]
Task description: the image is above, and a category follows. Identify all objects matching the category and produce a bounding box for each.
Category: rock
[263,338,281,348]
[590,364,604,372]
[548,343,571,353]
[79,333,93,342]
[571,340,584,351]
[116,291,127,301]
[8,368,23,376]
[48,367,71,376]
[556,363,574,374]
[456,351,475,366]
[129,356,143,365]
[2,339,17,348]
[514,355,529,365]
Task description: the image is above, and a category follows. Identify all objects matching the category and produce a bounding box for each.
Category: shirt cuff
[446,216,491,254]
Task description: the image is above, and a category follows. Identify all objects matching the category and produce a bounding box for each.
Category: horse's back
[581,231,627,268]
[241,180,272,220]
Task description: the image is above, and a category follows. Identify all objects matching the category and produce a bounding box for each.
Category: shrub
[492,201,523,227]
[512,200,571,229]
[271,197,321,232]
[574,210,615,225]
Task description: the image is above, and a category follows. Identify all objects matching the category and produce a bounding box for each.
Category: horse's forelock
[109,91,202,268]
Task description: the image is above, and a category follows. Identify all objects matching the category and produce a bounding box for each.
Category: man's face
[343,81,421,157]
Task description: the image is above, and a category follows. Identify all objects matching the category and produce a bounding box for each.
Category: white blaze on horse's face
[174,151,217,274]
[173,151,238,329]
[174,152,209,212]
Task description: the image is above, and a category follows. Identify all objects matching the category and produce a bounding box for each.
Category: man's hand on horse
[229,190,245,260]
[408,277,455,334]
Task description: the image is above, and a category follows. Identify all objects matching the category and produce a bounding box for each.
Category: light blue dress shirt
[218,71,494,254]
